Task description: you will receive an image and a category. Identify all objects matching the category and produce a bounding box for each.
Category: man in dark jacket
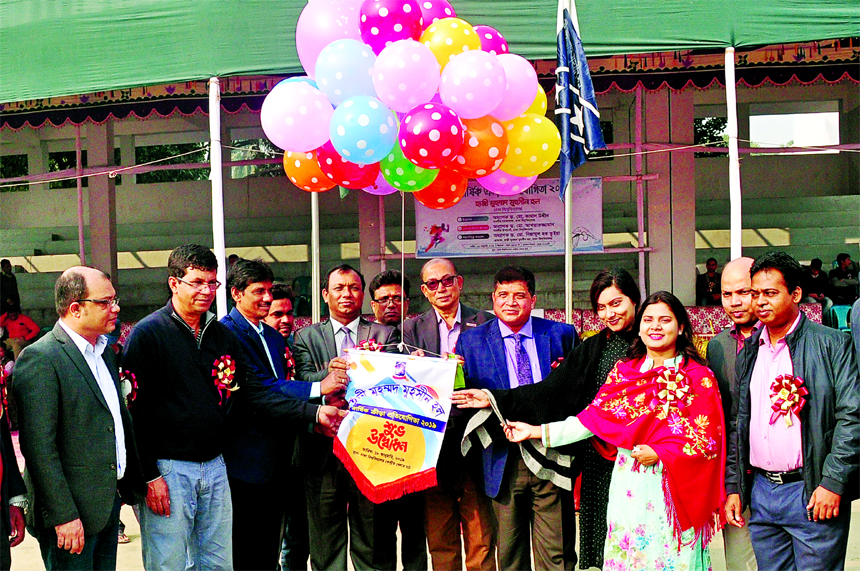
[725,251,860,571]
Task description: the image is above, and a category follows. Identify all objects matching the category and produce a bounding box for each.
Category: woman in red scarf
[506,291,726,571]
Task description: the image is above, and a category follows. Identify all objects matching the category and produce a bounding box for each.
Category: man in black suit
[400,258,496,571]
[13,266,144,570]
[293,263,398,571]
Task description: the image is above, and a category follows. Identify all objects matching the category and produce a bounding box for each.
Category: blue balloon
[315,39,377,106]
[280,76,318,89]
[330,96,397,165]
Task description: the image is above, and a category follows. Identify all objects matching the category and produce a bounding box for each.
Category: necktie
[340,327,354,354]
[513,333,533,386]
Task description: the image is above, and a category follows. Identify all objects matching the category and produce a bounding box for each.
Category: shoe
[118,533,130,544]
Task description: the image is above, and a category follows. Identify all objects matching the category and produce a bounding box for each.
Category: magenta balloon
[296,0,363,77]
[260,81,334,152]
[439,51,506,120]
[476,169,536,196]
[359,0,424,55]
[418,0,455,28]
[373,39,440,112]
[473,25,508,56]
[399,102,464,169]
[363,171,400,195]
[489,54,540,121]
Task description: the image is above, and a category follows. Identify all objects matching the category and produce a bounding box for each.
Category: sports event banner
[415,177,603,258]
[333,350,458,503]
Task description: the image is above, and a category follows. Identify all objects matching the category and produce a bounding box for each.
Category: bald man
[706,257,758,570]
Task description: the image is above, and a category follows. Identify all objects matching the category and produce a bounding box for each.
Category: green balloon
[381,144,439,192]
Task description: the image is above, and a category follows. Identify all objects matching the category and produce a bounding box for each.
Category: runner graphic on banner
[333,350,457,503]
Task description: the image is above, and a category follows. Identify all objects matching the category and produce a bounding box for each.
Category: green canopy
[1,0,858,103]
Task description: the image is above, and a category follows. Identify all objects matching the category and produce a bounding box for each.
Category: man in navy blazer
[458,266,579,571]
[220,258,345,571]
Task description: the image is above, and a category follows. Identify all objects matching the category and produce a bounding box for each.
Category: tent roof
[1,0,858,104]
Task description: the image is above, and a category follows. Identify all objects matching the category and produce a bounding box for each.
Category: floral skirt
[602,448,711,571]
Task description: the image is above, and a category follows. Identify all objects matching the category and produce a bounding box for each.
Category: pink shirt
[749,312,803,472]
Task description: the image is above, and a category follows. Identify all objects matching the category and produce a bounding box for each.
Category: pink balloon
[473,25,508,55]
[363,171,400,195]
[399,103,465,169]
[373,39,440,113]
[439,51,507,119]
[296,0,363,77]
[359,0,423,55]
[476,170,537,196]
[317,141,381,189]
[418,0,455,28]
[489,54,540,121]
[261,81,334,152]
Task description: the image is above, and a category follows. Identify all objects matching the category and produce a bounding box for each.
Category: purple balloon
[474,25,508,55]
[490,54,540,121]
[363,171,399,195]
[418,0,455,28]
[261,81,334,152]
[373,39,440,112]
[359,0,423,55]
[296,0,363,77]
[439,51,506,119]
[476,169,536,196]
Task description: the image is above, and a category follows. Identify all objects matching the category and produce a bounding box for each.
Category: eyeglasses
[422,275,458,291]
[76,297,120,308]
[372,295,404,305]
[175,277,221,291]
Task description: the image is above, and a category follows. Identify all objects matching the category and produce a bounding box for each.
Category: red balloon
[317,141,381,189]
[413,169,467,209]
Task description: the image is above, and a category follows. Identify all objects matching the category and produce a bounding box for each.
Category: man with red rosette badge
[725,251,860,571]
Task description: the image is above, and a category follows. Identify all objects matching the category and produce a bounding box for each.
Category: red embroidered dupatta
[577,357,726,547]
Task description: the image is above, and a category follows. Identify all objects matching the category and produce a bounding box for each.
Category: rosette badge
[651,367,691,418]
[769,374,808,427]
[213,355,239,405]
[120,370,138,408]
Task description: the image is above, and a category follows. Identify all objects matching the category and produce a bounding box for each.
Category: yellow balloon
[419,18,481,70]
[525,86,548,116]
[499,113,562,177]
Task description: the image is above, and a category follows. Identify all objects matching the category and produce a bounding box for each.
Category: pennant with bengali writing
[333,350,457,503]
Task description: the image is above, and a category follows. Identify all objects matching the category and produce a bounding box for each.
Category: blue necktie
[513,333,533,386]
[340,327,354,354]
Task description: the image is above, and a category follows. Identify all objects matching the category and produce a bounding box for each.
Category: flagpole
[559,0,573,325]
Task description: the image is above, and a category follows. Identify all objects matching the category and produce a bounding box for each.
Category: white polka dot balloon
[398,102,465,169]
[314,38,377,107]
[499,113,562,177]
[372,39,440,113]
[329,95,398,165]
[261,79,334,152]
[439,50,506,119]
[359,0,424,55]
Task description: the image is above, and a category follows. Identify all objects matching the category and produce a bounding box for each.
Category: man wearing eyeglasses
[369,270,410,328]
[122,245,332,571]
[400,258,496,571]
[13,266,145,570]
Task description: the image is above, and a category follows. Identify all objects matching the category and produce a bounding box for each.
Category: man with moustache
[293,263,398,571]
[706,257,758,571]
[400,258,495,571]
[220,259,345,570]
[726,251,860,571]
[14,266,144,570]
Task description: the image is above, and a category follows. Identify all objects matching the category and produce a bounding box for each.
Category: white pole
[725,48,743,259]
[559,0,575,325]
[209,77,227,318]
[311,192,321,323]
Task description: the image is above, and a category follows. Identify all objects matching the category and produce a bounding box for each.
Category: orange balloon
[450,115,509,178]
[283,150,336,192]
[413,169,467,209]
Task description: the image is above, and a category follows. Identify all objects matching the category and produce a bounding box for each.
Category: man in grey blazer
[293,264,398,571]
[706,257,758,571]
[13,266,144,570]
[400,258,496,571]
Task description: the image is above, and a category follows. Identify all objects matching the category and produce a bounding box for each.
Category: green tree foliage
[694,117,728,158]
[135,143,209,184]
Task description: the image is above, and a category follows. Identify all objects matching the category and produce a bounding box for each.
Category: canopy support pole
[75,125,86,265]
[311,192,321,323]
[635,85,646,302]
[725,48,743,259]
[209,77,227,318]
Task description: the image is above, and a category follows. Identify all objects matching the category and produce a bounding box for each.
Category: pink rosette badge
[120,369,138,408]
[550,357,565,370]
[650,367,691,417]
[355,339,383,352]
[769,374,808,427]
[213,355,239,405]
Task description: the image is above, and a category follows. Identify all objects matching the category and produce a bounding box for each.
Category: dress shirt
[749,312,803,472]
[332,316,360,353]
[730,321,762,354]
[59,319,126,479]
[498,318,542,389]
[435,304,462,355]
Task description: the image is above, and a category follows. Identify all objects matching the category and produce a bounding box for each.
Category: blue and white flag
[555,3,604,200]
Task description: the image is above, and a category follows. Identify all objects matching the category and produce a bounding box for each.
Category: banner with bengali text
[415,177,603,257]
[333,350,457,503]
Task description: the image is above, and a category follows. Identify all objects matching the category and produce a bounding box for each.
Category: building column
[86,121,118,280]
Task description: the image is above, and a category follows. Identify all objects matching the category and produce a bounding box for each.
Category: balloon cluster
[261,0,559,208]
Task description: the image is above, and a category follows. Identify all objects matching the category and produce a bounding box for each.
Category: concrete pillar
[86,122,118,281]
[645,90,672,295]
[357,190,384,313]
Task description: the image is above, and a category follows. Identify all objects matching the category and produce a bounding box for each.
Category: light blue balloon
[315,39,377,106]
[330,96,397,165]
[280,76,318,89]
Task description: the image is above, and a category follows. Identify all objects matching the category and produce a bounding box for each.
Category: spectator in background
[264,283,297,377]
[0,260,19,317]
[0,305,40,360]
[369,270,410,328]
[829,253,859,305]
[697,257,722,306]
[801,258,832,313]
[228,254,240,267]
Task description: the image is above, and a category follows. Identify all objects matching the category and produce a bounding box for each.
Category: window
[0,154,28,192]
[694,117,728,158]
[135,143,209,184]
[230,139,284,179]
[749,101,839,155]
[48,148,122,189]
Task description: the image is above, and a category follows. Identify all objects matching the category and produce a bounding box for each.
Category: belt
[757,468,803,485]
